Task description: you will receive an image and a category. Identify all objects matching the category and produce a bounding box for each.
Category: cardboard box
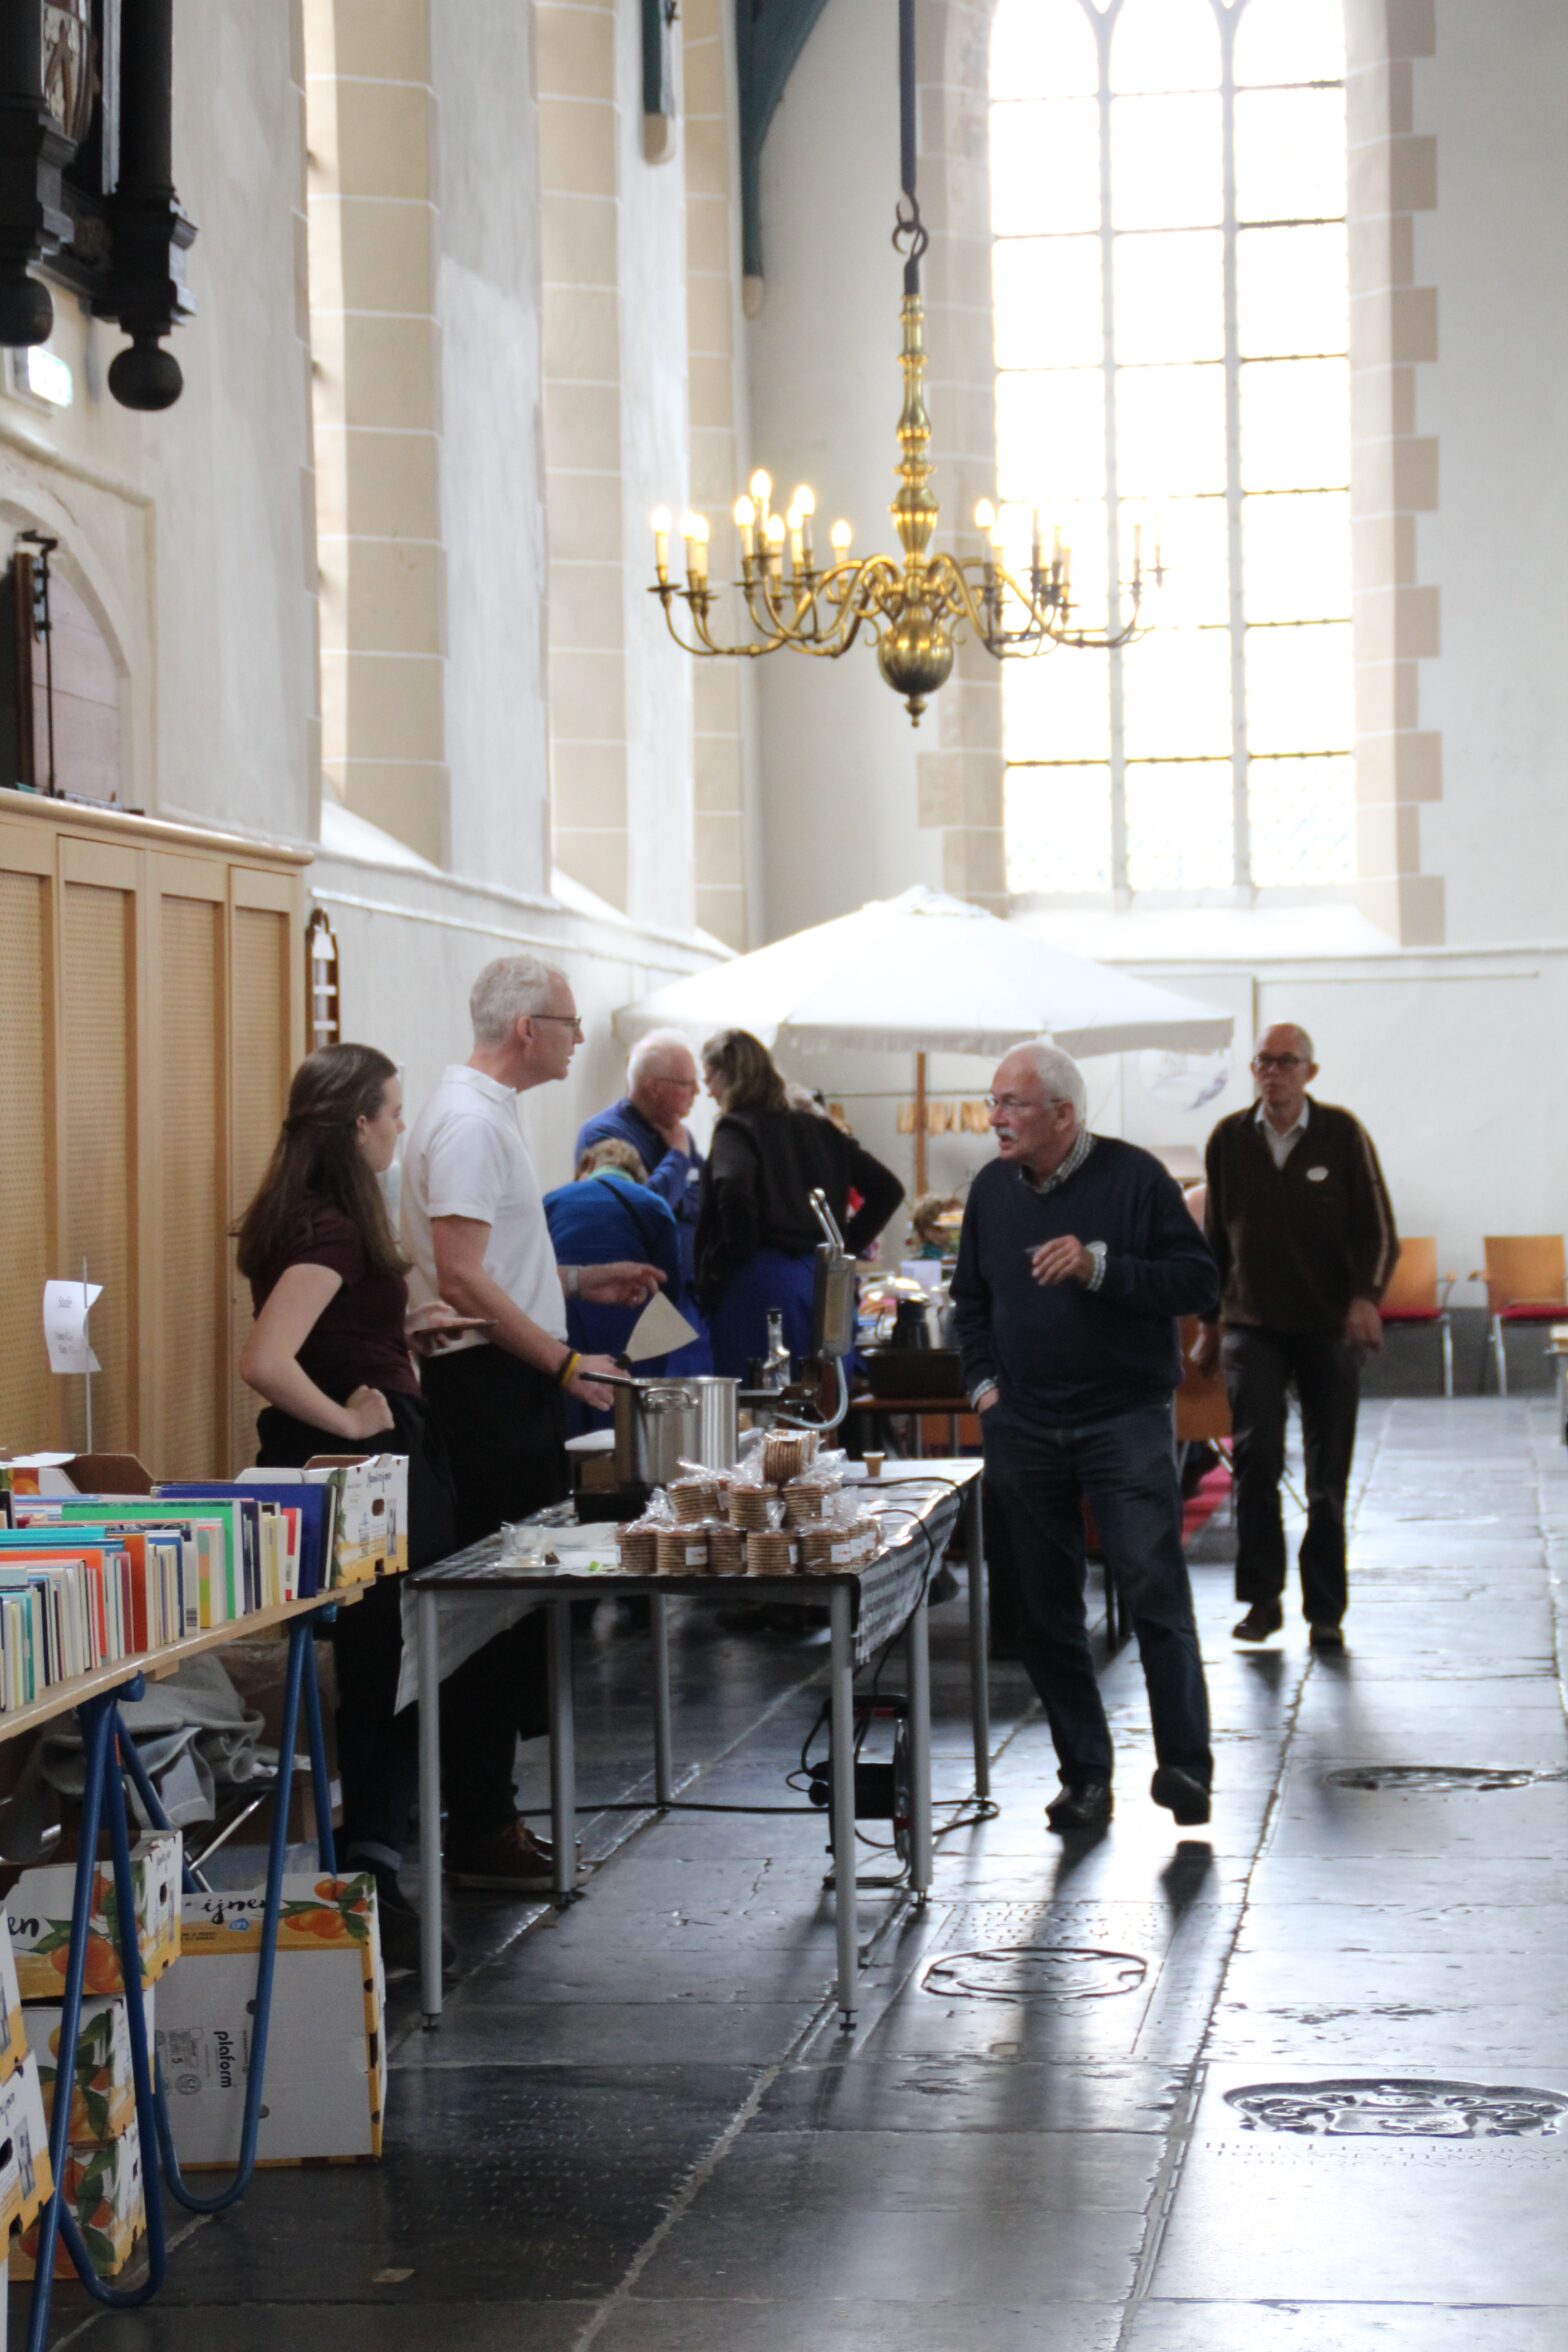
[5,1831,182,2000]
[27,1995,136,2144]
[12,2113,144,2281]
[0,1915,24,2084]
[154,1873,384,2169]
[0,2052,53,2241]
[287,1456,408,1586]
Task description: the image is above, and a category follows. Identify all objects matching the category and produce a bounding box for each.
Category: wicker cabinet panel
[0,870,54,1447]
[158,893,226,1478]
[59,880,137,1453]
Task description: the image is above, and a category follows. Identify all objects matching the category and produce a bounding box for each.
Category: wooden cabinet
[0,791,306,1477]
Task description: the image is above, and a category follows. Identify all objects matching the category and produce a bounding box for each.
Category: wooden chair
[1175,1317,1231,1450]
[1473,1236,1568,1396]
[1378,1238,1456,1397]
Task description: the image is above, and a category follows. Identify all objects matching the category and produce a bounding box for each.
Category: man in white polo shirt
[402,952,663,1889]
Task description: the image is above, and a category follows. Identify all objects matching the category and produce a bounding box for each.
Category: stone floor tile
[596,2299,1123,2350]
[1125,2305,1568,2349]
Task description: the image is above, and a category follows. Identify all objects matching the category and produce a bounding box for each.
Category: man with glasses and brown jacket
[1193,1023,1397,1652]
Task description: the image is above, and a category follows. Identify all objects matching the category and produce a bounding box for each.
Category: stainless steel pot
[610,1374,739,1487]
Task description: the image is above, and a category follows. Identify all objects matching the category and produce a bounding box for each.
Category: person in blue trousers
[953,1038,1218,1837]
[695,1028,903,1379]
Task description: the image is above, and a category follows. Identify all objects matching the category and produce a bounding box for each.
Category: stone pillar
[537,0,632,908]
[305,0,449,866]
[1346,0,1444,944]
[682,0,748,948]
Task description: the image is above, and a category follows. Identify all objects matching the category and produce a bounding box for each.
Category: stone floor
[35,1398,1568,2348]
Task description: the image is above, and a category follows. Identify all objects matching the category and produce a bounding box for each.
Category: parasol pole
[913,1050,928,1195]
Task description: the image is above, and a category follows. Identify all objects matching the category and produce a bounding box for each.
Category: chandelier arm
[651,587,797,661]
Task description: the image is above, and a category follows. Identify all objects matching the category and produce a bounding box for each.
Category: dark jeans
[981,1398,1212,1790]
[1221,1326,1360,1625]
[420,1345,565,1836]
[257,1389,455,1874]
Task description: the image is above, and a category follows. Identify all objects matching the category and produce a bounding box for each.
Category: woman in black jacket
[695,1029,903,1378]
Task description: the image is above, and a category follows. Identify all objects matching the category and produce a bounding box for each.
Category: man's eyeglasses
[532,1013,584,1038]
[984,1092,1062,1113]
[1252,1053,1304,1072]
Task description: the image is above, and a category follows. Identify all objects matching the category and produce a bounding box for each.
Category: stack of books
[0,1455,409,1713]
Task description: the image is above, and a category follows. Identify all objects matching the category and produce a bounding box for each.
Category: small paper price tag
[43,1281,102,1375]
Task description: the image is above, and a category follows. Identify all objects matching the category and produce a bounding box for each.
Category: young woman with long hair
[695,1028,904,1377]
[237,1042,461,1971]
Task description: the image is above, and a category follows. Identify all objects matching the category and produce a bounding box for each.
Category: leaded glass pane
[1232,0,1346,89]
[1237,223,1348,359]
[1114,229,1224,362]
[990,0,1354,899]
[993,238,1104,368]
[996,371,1106,501]
[1119,496,1229,627]
[1111,95,1223,229]
[1110,0,1219,94]
[1125,762,1233,890]
[1248,755,1355,886]
[991,0,1100,101]
[1118,362,1226,494]
[1240,357,1349,489]
[991,100,1103,236]
[1245,621,1353,751]
[1123,627,1232,758]
[1004,639,1113,764]
[1235,88,1349,222]
[1241,492,1351,623]
[1005,764,1113,893]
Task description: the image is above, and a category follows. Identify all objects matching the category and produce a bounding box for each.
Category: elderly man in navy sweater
[953,1040,1219,1832]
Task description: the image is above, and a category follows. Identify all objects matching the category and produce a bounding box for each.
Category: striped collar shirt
[1022,1127,1096,1195]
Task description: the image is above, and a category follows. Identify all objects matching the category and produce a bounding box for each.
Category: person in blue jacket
[576,1031,706,1320]
[545,1138,709,1428]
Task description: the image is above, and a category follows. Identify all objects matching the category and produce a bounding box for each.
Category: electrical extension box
[806,1696,912,1863]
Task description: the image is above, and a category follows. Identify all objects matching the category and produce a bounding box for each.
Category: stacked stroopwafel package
[615,1432,879,1579]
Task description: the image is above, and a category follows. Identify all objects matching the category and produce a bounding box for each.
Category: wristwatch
[1084,1242,1108,1292]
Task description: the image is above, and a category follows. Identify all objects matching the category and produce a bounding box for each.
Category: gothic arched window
[991,0,1352,901]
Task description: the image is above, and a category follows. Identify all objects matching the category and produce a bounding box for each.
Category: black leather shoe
[1309,1621,1346,1652]
[1045,1781,1114,1832]
[1232,1603,1283,1642]
[1151,1766,1212,1826]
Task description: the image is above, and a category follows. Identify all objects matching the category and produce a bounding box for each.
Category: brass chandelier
[648,0,1158,726]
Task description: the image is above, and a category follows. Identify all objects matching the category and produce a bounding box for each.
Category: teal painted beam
[737,0,833,282]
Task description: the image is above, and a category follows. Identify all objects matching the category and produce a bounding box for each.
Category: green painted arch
[736,0,833,282]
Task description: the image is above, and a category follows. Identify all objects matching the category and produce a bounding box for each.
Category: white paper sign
[43,1280,102,1374]
[623,1290,701,1363]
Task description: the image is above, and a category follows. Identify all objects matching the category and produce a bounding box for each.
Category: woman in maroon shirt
[236,1042,459,1973]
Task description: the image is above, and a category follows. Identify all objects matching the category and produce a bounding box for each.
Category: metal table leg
[25,1694,116,2349]
[907,1589,933,1900]
[418,1590,443,2025]
[828,1583,858,2029]
[150,1623,313,2216]
[548,1597,578,1904]
[651,1591,674,1806]
[963,1477,991,1801]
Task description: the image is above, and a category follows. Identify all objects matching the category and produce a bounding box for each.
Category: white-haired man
[952,1041,1219,1833]
[401,953,664,1888]
[576,1028,710,1370]
[1193,1022,1396,1652]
